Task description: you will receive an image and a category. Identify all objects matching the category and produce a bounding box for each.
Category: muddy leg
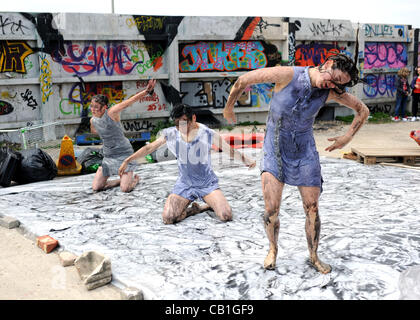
[202,189,232,222]
[298,186,331,274]
[162,194,203,224]
[120,172,140,193]
[92,167,121,191]
[261,172,284,270]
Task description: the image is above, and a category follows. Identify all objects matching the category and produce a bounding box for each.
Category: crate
[351,147,420,165]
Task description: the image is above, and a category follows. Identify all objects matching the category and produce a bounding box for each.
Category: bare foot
[310,258,332,274]
[133,174,140,184]
[187,202,203,217]
[198,203,212,212]
[264,249,277,270]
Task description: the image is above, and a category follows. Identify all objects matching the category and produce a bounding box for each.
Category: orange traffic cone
[56,135,82,175]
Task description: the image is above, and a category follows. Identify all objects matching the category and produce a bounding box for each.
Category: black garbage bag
[77,147,103,173]
[13,148,57,184]
[0,147,21,187]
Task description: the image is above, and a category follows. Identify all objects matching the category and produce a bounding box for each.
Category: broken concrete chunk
[0,216,20,229]
[120,286,144,300]
[74,251,112,290]
[59,251,77,267]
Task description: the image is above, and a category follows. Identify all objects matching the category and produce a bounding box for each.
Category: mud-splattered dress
[260,66,329,190]
[91,110,137,177]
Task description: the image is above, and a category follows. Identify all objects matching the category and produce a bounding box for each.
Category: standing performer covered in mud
[223,53,369,274]
[119,103,256,224]
[90,79,156,193]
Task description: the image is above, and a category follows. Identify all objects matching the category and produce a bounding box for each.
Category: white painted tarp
[0,150,419,299]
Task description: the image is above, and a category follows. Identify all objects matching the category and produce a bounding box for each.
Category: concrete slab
[0,149,419,299]
[0,216,20,229]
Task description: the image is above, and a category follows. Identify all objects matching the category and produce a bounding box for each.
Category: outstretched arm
[212,131,256,169]
[325,91,370,152]
[118,136,166,176]
[90,118,97,134]
[223,66,294,124]
[108,79,156,121]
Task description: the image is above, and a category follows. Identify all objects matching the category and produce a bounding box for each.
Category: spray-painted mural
[179,41,280,72]
[0,12,416,132]
[364,42,407,70]
[180,78,274,108]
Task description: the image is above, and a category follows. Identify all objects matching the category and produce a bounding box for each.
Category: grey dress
[91,110,137,177]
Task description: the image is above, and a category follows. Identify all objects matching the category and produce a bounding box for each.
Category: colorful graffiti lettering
[179,41,268,72]
[364,24,405,38]
[68,81,126,108]
[59,98,83,116]
[294,43,343,66]
[0,40,34,73]
[130,44,164,74]
[364,42,407,70]
[53,42,142,76]
[39,53,53,103]
[363,73,396,98]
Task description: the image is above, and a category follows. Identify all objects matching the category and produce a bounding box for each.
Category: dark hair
[170,103,193,120]
[319,53,360,94]
[91,94,109,107]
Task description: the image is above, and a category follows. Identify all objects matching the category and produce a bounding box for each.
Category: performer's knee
[303,201,318,216]
[120,184,131,193]
[92,181,104,192]
[263,207,279,225]
[219,206,232,222]
[162,212,176,224]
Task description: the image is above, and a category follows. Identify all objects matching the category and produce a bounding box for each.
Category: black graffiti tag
[0,15,29,35]
[21,89,38,110]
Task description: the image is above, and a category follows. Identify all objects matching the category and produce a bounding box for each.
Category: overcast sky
[1,0,420,28]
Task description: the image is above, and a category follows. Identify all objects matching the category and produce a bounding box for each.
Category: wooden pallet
[351,147,420,165]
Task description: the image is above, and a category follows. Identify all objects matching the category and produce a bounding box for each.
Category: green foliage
[149,120,174,142]
[236,121,264,126]
[335,115,355,123]
[0,141,22,151]
[335,112,392,124]
[367,112,392,123]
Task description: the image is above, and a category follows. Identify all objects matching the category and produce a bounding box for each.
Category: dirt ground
[0,120,419,300]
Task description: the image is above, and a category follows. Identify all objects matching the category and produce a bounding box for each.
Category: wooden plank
[351,147,420,165]
[380,162,420,170]
[351,147,420,157]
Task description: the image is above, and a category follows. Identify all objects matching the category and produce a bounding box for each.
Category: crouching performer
[119,103,256,224]
[90,79,156,192]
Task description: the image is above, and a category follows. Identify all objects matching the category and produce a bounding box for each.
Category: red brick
[36,235,59,253]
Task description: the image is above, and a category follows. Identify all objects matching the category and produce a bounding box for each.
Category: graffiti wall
[287,18,355,67]
[0,12,416,132]
[360,23,410,101]
[179,78,274,108]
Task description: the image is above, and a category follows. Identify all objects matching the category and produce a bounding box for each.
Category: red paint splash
[153,57,163,71]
